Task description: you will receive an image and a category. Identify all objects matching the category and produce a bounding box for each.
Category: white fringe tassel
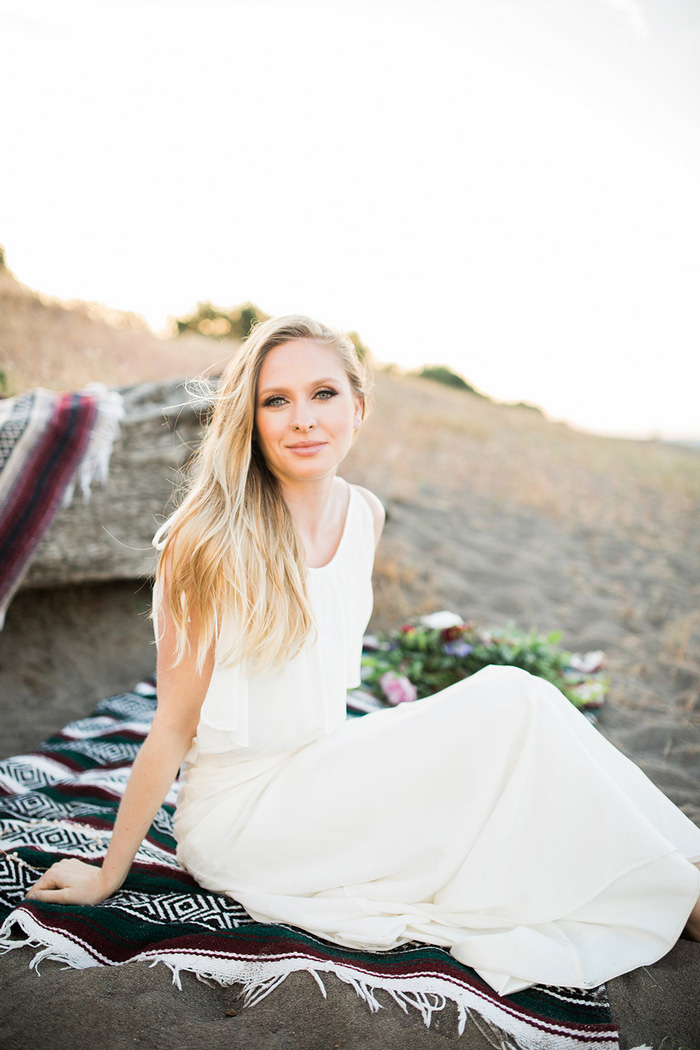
[62,384,124,505]
[0,910,618,1050]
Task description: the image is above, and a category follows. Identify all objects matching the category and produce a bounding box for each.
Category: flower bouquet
[359,611,608,715]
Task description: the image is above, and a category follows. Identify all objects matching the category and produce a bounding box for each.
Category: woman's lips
[286,441,327,456]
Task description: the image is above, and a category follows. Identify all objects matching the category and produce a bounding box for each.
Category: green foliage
[361,617,608,711]
[506,401,543,415]
[176,301,269,341]
[176,306,372,367]
[415,364,484,397]
[348,331,371,364]
[0,369,12,397]
[0,245,5,270]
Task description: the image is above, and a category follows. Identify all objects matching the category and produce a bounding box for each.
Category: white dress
[173,482,700,996]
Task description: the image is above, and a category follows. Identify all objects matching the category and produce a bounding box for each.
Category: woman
[27,315,700,996]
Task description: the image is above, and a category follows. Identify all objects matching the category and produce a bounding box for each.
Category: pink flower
[380,671,418,705]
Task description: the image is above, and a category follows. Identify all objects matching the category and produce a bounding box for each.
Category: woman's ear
[350,401,363,445]
[353,397,364,431]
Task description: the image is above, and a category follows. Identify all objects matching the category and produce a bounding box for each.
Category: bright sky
[1,0,699,438]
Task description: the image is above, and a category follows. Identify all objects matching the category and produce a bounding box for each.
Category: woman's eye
[261,389,336,407]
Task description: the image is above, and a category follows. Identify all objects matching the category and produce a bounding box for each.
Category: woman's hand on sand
[25,858,118,906]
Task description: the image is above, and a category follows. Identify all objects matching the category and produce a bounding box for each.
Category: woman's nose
[291,402,316,431]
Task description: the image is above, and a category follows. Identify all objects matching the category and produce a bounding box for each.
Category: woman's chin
[272,459,340,485]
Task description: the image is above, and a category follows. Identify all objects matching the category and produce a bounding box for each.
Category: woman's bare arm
[353,484,385,550]
[26,572,214,905]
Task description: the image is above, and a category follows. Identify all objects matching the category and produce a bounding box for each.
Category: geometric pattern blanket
[0,385,123,626]
[0,683,620,1050]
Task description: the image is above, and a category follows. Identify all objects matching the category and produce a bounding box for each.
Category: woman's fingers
[28,866,70,892]
[24,858,108,905]
[26,884,82,903]
[27,859,78,892]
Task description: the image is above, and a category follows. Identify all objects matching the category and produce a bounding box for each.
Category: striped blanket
[0,385,123,625]
[0,683,619,1050]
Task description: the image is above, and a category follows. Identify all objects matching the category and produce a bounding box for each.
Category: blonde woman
[27,316,700,995]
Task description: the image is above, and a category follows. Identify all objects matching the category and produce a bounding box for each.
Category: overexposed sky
[1,0,699,438]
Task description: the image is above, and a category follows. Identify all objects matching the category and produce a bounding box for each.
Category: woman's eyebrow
[257,377,341,398]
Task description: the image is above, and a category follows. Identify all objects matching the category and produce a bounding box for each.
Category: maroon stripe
[58,729,148,745]
[0,394,88,529]
[42,729,148,748]
[15,751,106,776]
[51,783,124,803]
[0,393,98,598]
[1,392,97,531]
[35,751,147,775]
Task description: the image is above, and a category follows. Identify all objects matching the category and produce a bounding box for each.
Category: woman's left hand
[24,857,118,906]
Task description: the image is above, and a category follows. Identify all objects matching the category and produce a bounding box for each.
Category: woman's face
[254,339,362,486]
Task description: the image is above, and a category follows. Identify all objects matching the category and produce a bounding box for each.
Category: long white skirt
[174,665,700,995]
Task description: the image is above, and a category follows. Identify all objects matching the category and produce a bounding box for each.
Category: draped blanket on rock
[0,683,619,1050]
[0,385,124,625]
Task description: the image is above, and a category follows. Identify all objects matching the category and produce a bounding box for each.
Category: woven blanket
[0,684,619,1050]
[0,385,123,625]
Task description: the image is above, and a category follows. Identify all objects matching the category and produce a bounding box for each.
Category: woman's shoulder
[348,483,385,550]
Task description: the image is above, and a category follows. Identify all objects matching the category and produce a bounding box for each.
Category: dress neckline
[307,483,354,573]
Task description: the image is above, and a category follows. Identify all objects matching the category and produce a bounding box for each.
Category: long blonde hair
[153,315,373,673]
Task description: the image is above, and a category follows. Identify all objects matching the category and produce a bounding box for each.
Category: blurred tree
[176,301,269,341]
[415,364,484,397]
[348,330,371,364]
[507,400,543,415]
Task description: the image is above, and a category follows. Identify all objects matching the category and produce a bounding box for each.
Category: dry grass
[346,371,700,546]
[0,270,226,394]
[341,372,700,716]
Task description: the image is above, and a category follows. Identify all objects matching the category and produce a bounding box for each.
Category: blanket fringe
[62,385,124,505]
[0,911,95,971]
[0,911,618,1049]
[390,988,448,1028]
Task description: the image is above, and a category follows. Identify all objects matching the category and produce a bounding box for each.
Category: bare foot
[683,864,700,940]
[685,907,700,941]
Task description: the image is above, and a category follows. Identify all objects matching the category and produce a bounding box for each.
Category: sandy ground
[2,473,700,1048]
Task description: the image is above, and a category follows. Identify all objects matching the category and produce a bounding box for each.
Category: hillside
[0,266,224,394]
[346,371,700,769]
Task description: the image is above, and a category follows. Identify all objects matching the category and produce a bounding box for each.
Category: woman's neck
[280,475,348,567]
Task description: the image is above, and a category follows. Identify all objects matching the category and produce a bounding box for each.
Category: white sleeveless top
[188,483,375,759]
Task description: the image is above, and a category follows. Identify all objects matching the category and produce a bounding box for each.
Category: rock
[21,379,213,589]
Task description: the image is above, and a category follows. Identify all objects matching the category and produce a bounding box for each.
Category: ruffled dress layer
[173,483,700,996]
